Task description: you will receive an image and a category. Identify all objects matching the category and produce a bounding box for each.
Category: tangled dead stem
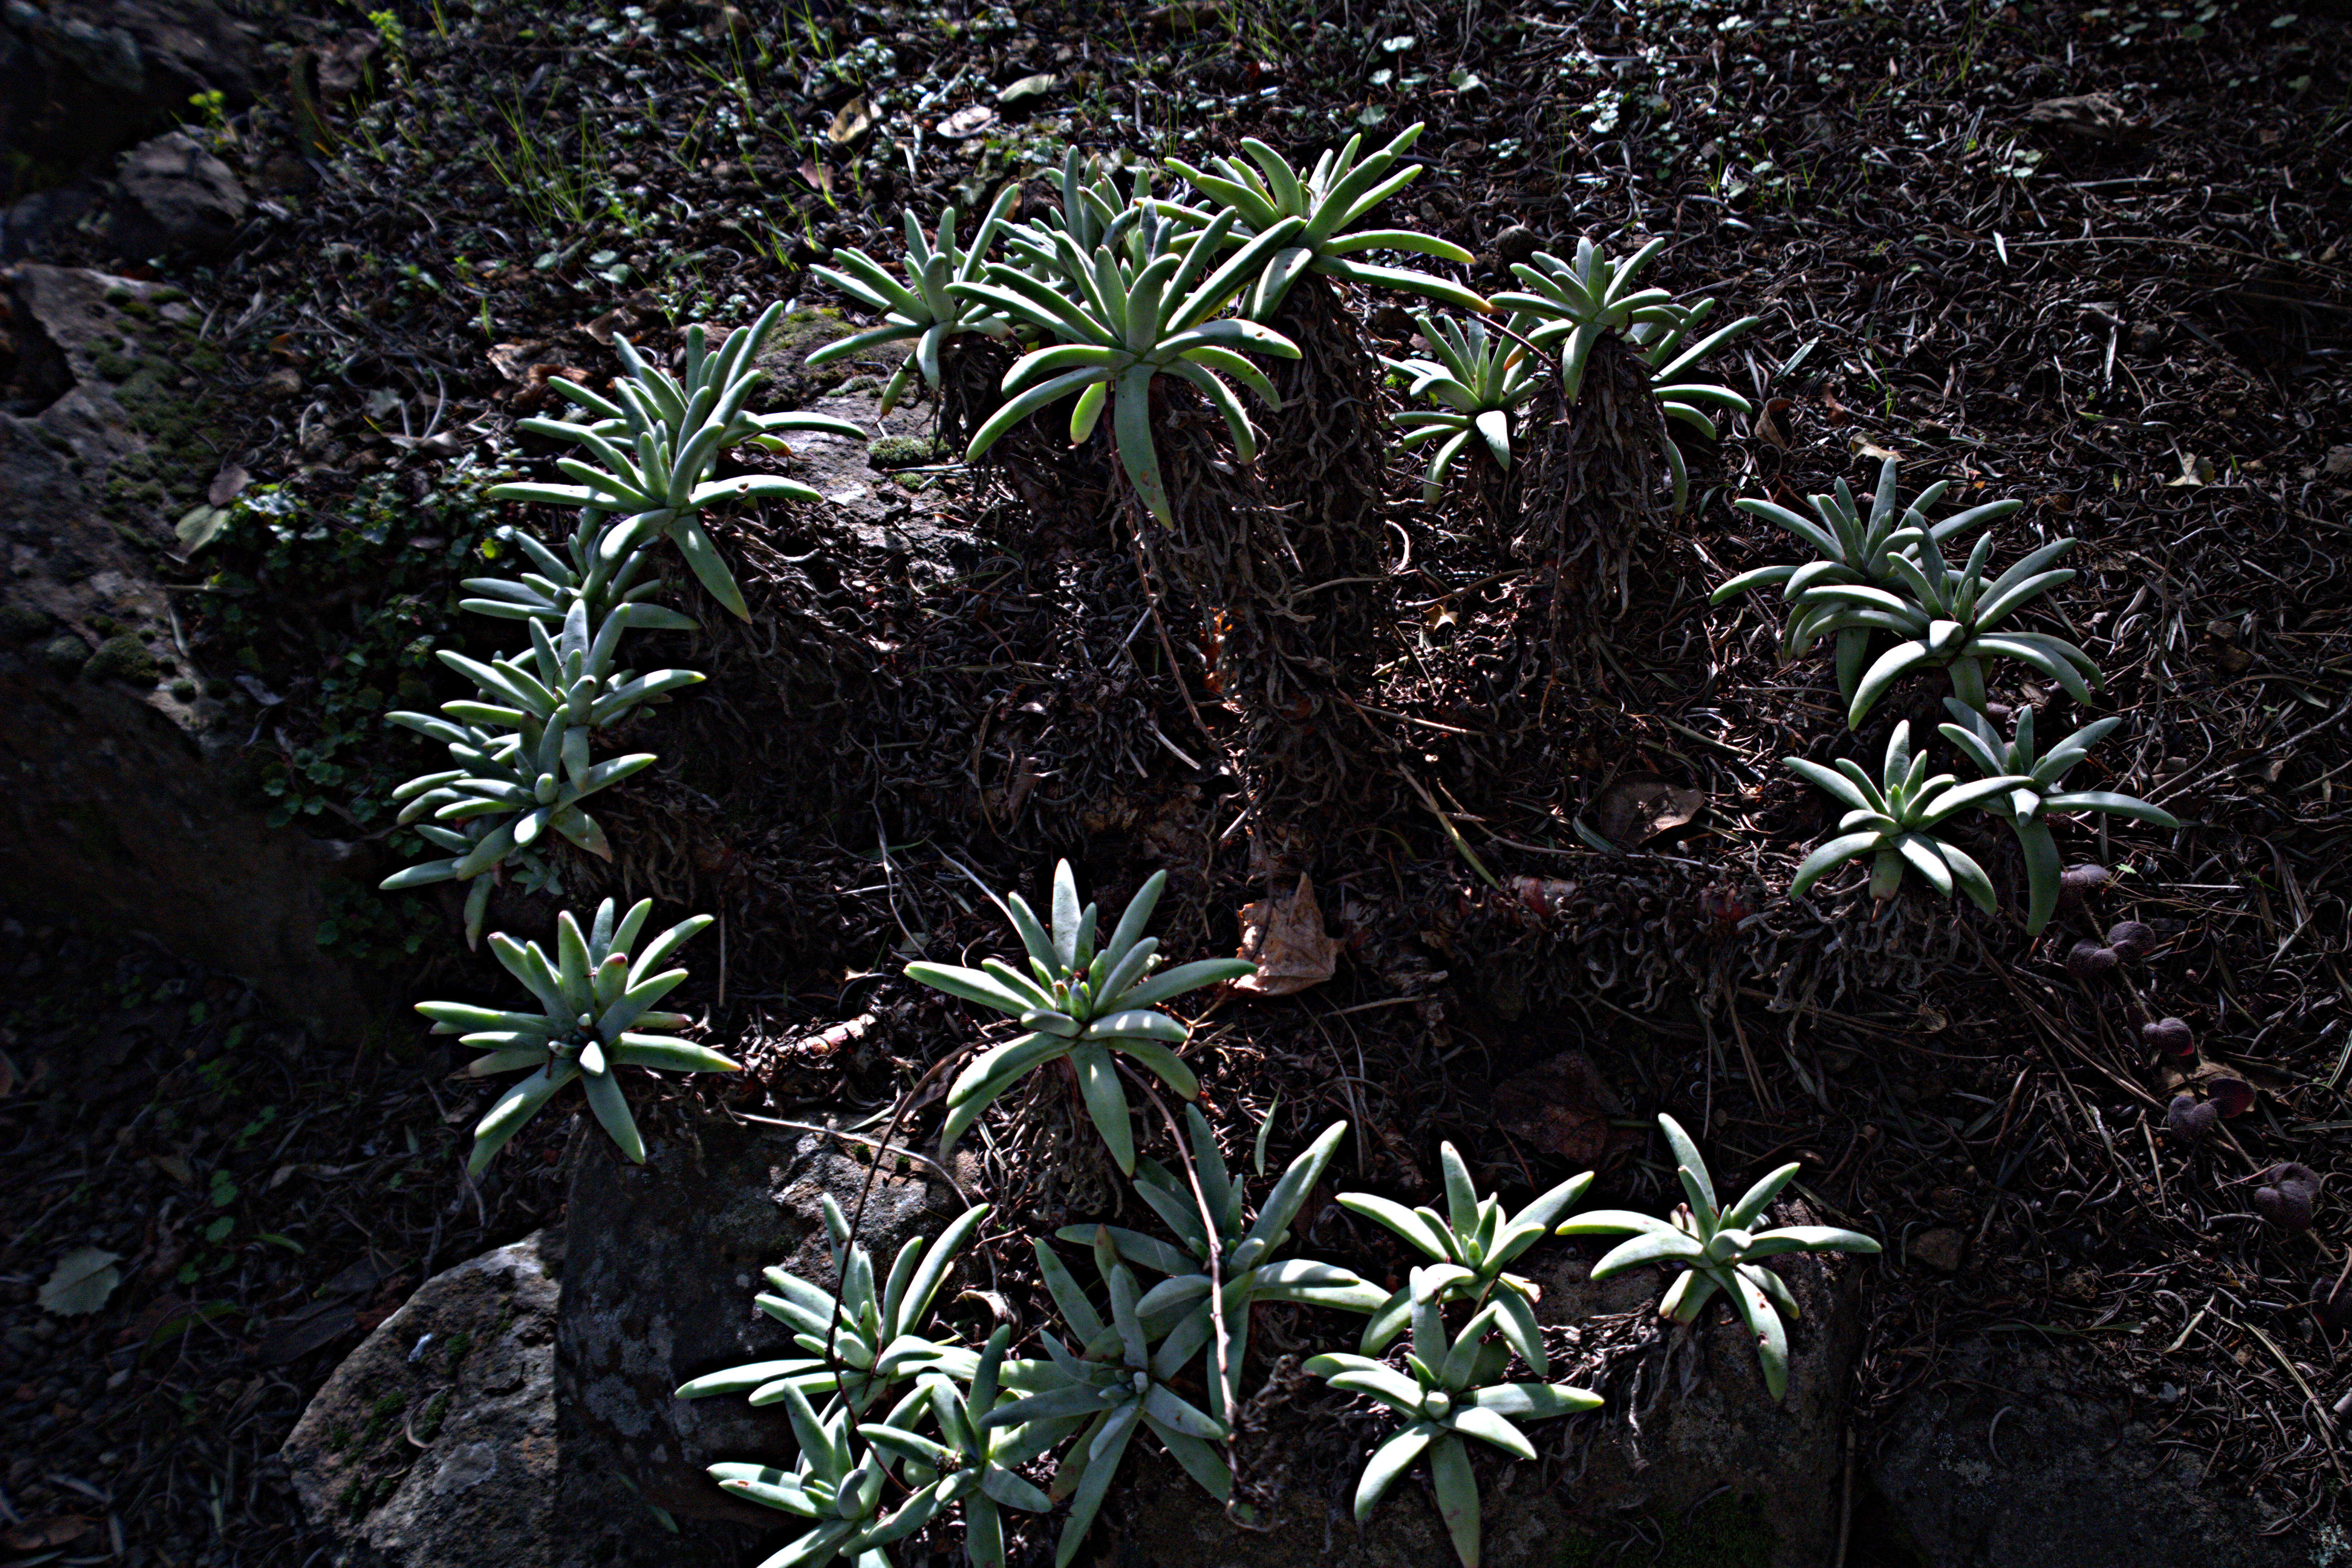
[7,0,2352,1562]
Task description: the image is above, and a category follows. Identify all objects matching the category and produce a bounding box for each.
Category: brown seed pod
[2165,1093,2217,1143]
[2268,1161,2321,1197]
[2140,1017,2195,1056]
[2065,940,2119,981]
[2057,863,2110,911]
[2105,920,2156,960]
[2313,1274,2352,1333]
[2207,1074,2256,1118]
[2253,1178,2315,1232]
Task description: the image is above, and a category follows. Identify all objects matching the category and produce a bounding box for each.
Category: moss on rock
[867,433,942,470]
[83,634,159,685]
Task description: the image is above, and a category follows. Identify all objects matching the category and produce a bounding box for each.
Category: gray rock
[0,265,380,1041]
[283,1232,567,1568]
[1870,1333,2307,1566]
[284,1231,758,1568]
[1492,224,1545,267]
[558,1113,969,1523]
[0,0,261,196]
[765,386,978,581]
[1107,1217,1860,1568]
[0,182,103,264]
[103,129,246,259]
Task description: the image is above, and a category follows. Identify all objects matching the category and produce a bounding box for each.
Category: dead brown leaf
[829,95,875,146]
[1145,0,1225,30]
[1,1516,94,1552]
[1233,874,1342,997]
[1590,773,1706,849]
[1491,1052,1638,1169]
[937,102,997,139]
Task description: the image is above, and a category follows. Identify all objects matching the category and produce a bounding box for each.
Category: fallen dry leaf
[829,95,875,146]
[937,102,996,139]
[1233,873,1342,997]
[1,1516,94,1552]
[1590,774,1706,850]
[1490,1052,1638,1168]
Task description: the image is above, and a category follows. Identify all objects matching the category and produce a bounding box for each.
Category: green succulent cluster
[1713,458,2170,932]
[806,187,1022,413]
[992,1229,1237,1567]
[1305,1268,1602,1568]
[681,1204,1018,1568]
[1711,457,2020,703]
[803,129,1508,528]
[1385,314,1540,503]
[1939,699,2178,932]
[951,198,1306,525]
[1798,519,2097,728]
[382,305,852,942]
[679,1199,988,1418]
[1558,1115,1879,1401]
[1495,234,1758,510]
[696,1078,1897,1568]
[1781,720,2028,916]
[1068,1111,1385,1422]
[416,897,734,1173]
[904,862,1254,1174]
[1341,1142,1592,1366]
[1164,123,1485,316]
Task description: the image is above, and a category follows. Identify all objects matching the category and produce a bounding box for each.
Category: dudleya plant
[1305,1266,1602,1568]
[417,897,734,1172]
[851,1325,1062,1568]
[458,517,702,635]
[1711,457,2023,703]
[1491,235,1682,402]
[705,1380,913,1568]
[950,202,1308,525]
[1340,1143,1593,1369]
[806,185,1022,412]
[1384,313,1541,503]
[1791,517,2098,728]
[1164,122,1486,317]
[988,1229,1232,1568]
[1557,1114,1880,1401]
[1067,1111,1386,1421]
[382,698,655,943]
[1783,720,2029,914]
[1626,295,1760,511]
[486,303,864,620]
[905,863,1255,1174]
[1938,698,2181,933]
[677,1198,989,1418]
[1494,235,1756,510]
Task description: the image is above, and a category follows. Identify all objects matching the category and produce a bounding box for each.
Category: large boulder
[284,1233,568,1568]
[0,0,261,201]
[283,1231,759,1568]
[557,1113,968,1523]
[0,263,379,1041]
[102,128,246,259]
[1869,1332,2307,1566]
[1106,1209,1861,1568]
